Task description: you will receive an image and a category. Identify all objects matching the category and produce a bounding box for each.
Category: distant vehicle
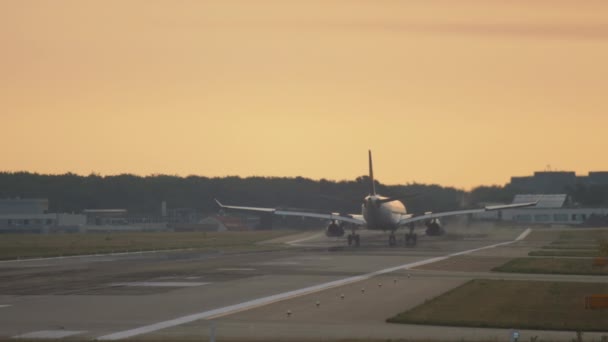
[216,151,535,247]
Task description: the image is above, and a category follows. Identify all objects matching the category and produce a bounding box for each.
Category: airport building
[173,216,252,232]
[83,209,128,225]
[0,198,86,233]
[475,194,608,225]
[508,170,608,194]
[0,198,49,214]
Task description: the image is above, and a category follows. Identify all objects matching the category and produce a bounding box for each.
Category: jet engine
[325,220,345,237]
[425,218,444,236]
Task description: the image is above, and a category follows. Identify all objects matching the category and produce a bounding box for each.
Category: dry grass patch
[0,230,294,260]
[388,279,608,331]
[527,229,608,259]
[493,257,608,276]
[541,245,599,250]
[528,250,600,257]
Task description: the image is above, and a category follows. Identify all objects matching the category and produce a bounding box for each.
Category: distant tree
[2,171,564,216]
[469,185,515,205]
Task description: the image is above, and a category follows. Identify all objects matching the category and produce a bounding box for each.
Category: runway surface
[0,225,606,341]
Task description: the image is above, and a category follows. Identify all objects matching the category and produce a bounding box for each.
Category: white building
[475,194,608,225]
[0,198,86,232]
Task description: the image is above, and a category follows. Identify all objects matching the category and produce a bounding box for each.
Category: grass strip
[0,230,295,260]
[388,279,608,331]
[529,250,599,257]
[541,245,598,250]
[493,257,608,276]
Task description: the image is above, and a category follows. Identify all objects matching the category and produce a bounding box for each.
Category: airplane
[215,151,536,247]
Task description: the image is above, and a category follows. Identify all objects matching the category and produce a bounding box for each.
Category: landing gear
[347,231,360,247]
[388,232,397,247]
[404,233,417,246]
[405,224,417,246]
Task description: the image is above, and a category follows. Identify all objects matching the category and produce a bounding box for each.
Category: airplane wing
[215,199,366,226]
[398,201,537,226]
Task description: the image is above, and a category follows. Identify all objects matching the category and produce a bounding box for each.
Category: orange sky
[1,1,607,189]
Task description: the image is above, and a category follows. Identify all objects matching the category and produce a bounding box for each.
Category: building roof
[513,194,567,208]
[83,209,128,214]
[0,198,49,215]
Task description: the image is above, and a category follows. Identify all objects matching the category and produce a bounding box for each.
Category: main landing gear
[405,224,417,246]
[347,229,360,247]
[388,232,397,247]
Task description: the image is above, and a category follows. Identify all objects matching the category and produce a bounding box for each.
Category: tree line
[0,172,606,215]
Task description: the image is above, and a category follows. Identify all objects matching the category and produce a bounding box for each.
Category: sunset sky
[2,1,607,189]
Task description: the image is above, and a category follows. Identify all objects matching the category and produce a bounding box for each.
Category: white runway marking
[217,268,256,271]
[111,282,210,287]
[14,330,85,339]
[0,304,11,308]
[97,229,531,341]
[18,264,53,268]
[0,248,198,264]
[515,228,532,241]
[286,233,324,245]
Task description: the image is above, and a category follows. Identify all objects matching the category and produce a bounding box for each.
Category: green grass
[555,230,608,241]
[527,229,608,258]
[0,230,295,260]
[529,250,600,257]
[493,257,608,276]
[541,245,599,250]
[388,279,608,331]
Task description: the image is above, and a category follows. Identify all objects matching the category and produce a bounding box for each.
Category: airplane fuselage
[362,195,407,231]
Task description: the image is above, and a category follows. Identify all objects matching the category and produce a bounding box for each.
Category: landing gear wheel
[388,234,397,247]
[405,233,418,246]
[354,234,360,247]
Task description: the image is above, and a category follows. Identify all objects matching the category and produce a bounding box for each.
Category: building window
[534,214,550,222]
[7,219,13,226]
[553,214,568,222]
[23,219,29,225]
[572,214,577,221]
[46,219,53,225]
[515,214,532,222]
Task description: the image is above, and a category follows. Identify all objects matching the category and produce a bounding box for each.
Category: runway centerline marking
[0,304,11,308]
[0,248,199,264]
[14,330,86,339]
[97,228,531,341]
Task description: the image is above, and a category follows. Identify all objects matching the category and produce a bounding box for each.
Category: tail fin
[368,150,376,195]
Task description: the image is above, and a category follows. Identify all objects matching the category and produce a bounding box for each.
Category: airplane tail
[368,150,376,195]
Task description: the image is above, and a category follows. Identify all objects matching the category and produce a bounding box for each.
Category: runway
[0,225,605,341]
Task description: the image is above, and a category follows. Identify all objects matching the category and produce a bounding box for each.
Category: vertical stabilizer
[368,150,376,195]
